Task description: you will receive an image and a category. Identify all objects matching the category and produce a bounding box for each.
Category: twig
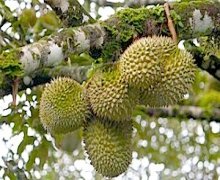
[12,77,19,106]
[127,0,166,7]
[164,3,177,42]
[137,105,220,122]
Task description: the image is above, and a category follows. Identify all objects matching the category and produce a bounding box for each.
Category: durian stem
[164,3,177,43]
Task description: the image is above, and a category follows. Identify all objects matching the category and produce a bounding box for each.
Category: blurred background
[0,0,219,179]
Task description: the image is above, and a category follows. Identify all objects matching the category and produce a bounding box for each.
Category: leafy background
[0,0,219,179]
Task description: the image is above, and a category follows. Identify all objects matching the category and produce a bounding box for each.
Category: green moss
[173,0,212,17]
[67,2,83,26]
[101,41,121,61]
[197,90,220,109]
[172,0,218,38]
[0,49,24,77]
[66,0,95,26]
[49,28,76,56]
[0,49,24,90]
[101,8,145,60]
[101,6,168,61]
[100,0,219,59]
[114,8,148,36]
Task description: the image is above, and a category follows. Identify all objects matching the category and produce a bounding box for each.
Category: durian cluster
[39,36,196,178]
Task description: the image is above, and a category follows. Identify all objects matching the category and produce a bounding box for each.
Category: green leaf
[26,148,38,171]
[178,21,184,28]
[38,142,49,169]
[17,135,36,155]
[19,8,37,29]
[4,171,16,180]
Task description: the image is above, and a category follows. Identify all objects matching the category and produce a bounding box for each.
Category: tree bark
[44,0,95,27]
[0,1,219,97]
[137,105,220,122]
[91,0,165,7]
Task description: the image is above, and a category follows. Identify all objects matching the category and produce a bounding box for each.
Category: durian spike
[39,77,89,134]
[85,63,138,121]
[140,49,196,107]
[83,118,132,178]
[119,36,177,89]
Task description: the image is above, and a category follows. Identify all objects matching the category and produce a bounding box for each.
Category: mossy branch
[127,0,166,7]
[91,0,166,7]
[44,0,95,27]
[0,0,220,97]
[0,65,89,97]
[184,36,220,81]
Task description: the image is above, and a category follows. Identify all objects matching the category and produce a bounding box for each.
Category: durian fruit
[140,49,196,107]
[83,118,132,177]
[119,36,176,88]
[85,64,138,121]
[39,77,88,134]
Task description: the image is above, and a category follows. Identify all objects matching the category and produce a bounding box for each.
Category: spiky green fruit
[83,118,132,177]
[85,65,138,121]
[119,36,176,88]
[140,50,196,107]
[39,77,88,134]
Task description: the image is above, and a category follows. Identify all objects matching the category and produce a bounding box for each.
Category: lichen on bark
[44,0,95,27]
[172,0,220,39]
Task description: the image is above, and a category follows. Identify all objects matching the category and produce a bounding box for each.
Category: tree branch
[91,0,166,7]
[0,1,219,97]
[137,105,220,122]
[90,0,124,7]
[44,0,95,27]
[127,0,166,7]
[0,65,89,97]
[184,36,220,81]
